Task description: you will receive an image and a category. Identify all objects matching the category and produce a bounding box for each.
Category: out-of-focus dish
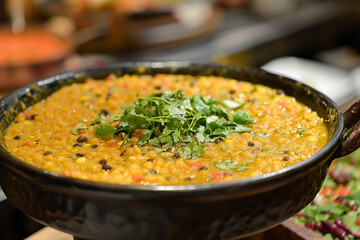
[0,28,73,92]
[262,57,356,106]
[0,29,72,66]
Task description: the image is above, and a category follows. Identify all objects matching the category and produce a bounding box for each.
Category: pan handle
[334,99,360,158]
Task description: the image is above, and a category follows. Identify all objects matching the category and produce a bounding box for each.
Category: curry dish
[5,74,328,185]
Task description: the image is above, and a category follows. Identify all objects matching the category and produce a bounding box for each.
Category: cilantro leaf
[184,142,205,159]
[72,123,88,135]
[233,110,254,125]
[215,159,238,170]
[236,164,248,171]
[94,124,116,138]
[220,100,244,109]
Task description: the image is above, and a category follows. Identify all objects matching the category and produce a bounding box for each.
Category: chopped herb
[139,147,149,155]
[215,159,248,172]
[221,145,227,151]
[72,123,88,135]
[251,132,268,138]
[93,90,254,158]
[215,159,238,170]
[184,142,205,159]
[110,86,119,91]
[283,115,290,118]
[83,91,97,97]
[260,147,268,152]
[298,128,306,136]
[94,124,116,138]
[220,90,229,97]
[236,164,248,171]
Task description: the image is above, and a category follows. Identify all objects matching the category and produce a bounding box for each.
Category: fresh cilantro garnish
[215,159,238,170]
[72,123,88,135]
[91,113,108,125]
[260,147,268,152]
[236,164,248,171]
[92,90,254,158]
[215,159,247,171]
[220,90,229,97]
[94,124,116,138]
[184,142,205,159]
[251,132,268,138]
[298,128,306,136]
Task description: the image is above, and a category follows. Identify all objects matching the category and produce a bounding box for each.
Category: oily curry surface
[5,74,328,185]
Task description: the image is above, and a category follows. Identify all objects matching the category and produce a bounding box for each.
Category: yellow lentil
[5,74,328,185]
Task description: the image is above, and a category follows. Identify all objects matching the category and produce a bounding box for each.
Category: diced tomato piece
[62,169,72,177]
[212,171,221,180]
[22,141,32,147]
[187,162,204,169]
[312,147,319,153]
[320,187,334,196]
[123,82,129,88]
[332,187,352,204]
[23,111,33,117]
[216,180,227,183]
[54,135,63,141]
[356,216,360,226]
[336,187,351,197]
[277,101,286,108]
[107,141,117,147]
[105,75,116,81]
[294,212,306,218]
[251,148,260,154]
[132,173,144,182]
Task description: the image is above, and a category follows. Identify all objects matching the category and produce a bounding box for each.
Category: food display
[0,29,72,67]
[293,149,360,240]
[0,28,73,92]
[4,73,328,185]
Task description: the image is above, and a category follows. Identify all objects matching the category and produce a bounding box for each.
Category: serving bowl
[0,62,359,240]
[0,27,73,92]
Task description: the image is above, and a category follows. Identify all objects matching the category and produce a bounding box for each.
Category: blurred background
[1,0,360,239]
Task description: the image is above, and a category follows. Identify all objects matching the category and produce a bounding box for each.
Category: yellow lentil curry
[5,74,328,185]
